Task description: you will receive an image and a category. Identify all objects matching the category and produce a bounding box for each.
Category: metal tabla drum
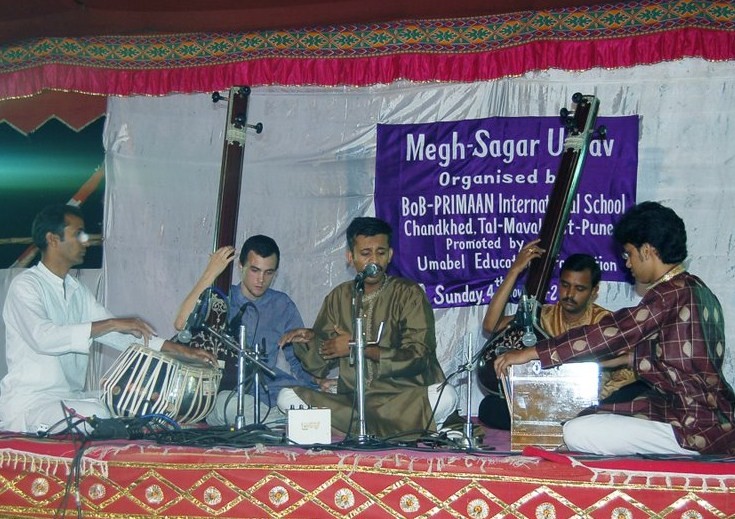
[168,355,222,423]
[101,343,221,424]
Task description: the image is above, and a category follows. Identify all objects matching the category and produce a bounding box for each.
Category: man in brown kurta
[495,202,735,455]
[278,217,457,439]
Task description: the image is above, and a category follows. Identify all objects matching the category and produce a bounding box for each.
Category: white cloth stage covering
[40,58,735,412]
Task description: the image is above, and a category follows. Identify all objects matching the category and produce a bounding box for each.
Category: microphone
[177,291,208,343]
[519,294,538,347]
[522,326,537,347]
[354,263,381,283]
[229,302,253,339]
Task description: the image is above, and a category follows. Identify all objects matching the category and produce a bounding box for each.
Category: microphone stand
[462,333,475,450]
[236,324,247,430]
[519,293,539,347]
[252,337,263,425]
[203,324,276,430]
[469,292,545,382]
[350,281,369,443]
[440,333,489,451]
[349,278,385,444]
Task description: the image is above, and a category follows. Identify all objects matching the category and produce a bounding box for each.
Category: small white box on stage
[287,407,332,445]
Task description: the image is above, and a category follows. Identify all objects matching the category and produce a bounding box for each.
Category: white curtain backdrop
[7,57,730,415]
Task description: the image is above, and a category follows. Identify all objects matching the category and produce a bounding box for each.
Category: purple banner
[375,115,639,308]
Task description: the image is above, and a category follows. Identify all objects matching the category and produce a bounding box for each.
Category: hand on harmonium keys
[493,346,539,378]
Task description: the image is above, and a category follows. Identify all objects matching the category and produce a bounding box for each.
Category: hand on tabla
[163,341,218,366]
[113,317,157,346]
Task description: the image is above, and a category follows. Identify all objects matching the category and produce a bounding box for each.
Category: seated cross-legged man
[278,217,458,439]
[495,202,735,456]
[174,235,318,427]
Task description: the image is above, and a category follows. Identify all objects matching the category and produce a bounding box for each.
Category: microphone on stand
[228,302,252,339]
[177,291,209,343]
[519,294,538,347]
[354,263,381,283]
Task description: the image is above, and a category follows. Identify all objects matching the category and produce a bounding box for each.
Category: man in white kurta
[0,204,216,434]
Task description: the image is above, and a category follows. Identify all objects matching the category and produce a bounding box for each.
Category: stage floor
[0,423,733,518]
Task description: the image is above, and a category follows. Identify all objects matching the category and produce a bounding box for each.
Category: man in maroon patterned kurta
[495,202,735,455]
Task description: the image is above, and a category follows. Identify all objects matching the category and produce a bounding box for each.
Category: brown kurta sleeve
[374,280,443,381]
[292,291,340,379]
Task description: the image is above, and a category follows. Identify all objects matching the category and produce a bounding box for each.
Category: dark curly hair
[561,254,602,287]
[613,201,687,263]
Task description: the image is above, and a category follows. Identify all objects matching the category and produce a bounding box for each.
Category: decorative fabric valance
[0,91,106,134]
[1,0,734,100]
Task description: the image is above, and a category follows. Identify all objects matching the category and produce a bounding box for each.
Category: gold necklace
[362,274,390,305]
[647,263,685,291]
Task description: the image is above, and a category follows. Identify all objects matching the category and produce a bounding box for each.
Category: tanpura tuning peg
[559,107,575,130]
[233,114,264,134]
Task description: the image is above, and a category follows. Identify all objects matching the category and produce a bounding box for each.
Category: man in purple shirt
[495,201,735,455]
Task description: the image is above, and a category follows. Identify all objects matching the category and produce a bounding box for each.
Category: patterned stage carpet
[0,426,733,518]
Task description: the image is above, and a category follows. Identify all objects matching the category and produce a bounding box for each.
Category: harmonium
[505,361,599,451]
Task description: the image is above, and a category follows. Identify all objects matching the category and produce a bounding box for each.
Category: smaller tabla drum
[101,343,221,424]
[166,358,221,423]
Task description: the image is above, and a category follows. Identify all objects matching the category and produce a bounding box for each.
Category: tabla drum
[167,357,222,423]
[101,343,221,424]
